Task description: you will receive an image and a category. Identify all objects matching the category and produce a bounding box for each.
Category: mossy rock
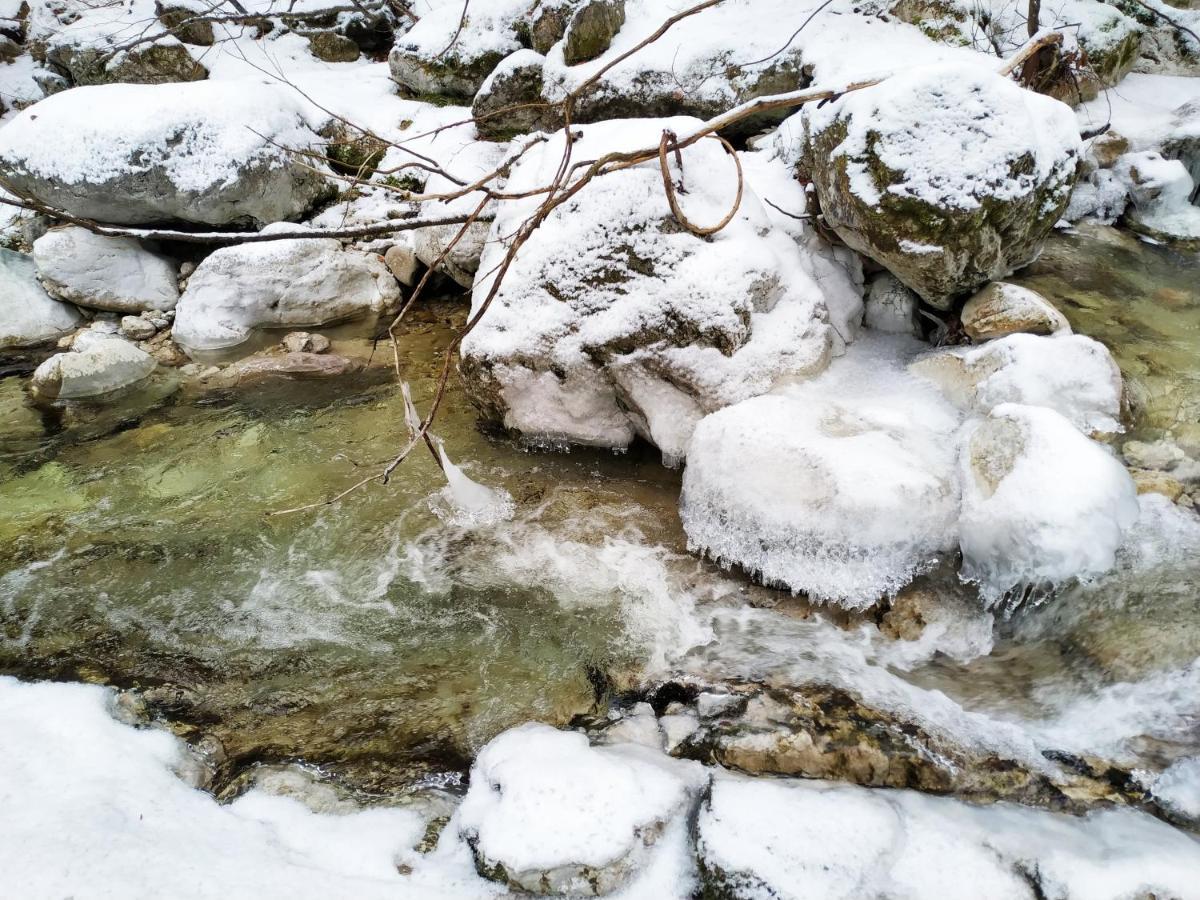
[563,0,624,65]
[155,2,215,46]
[472,50,562,140]
[307,31,360,63]
[389,46,509,101]
[47,42,207,86]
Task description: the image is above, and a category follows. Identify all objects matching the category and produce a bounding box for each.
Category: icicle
[431,440,515,528]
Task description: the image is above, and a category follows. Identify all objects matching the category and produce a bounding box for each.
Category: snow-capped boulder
[1117,150,1200,245]
[960,282,1070,341]
[803,63,1080,308]
[0,81,333,226]
[30,334,157,402]
[473,50,560,140]
[0,248,82,350]
[460,117,844,462]
[388,0,527,100]
[958,403,1139,604]
[456,723,698,895]
[910,333,1124,436]
[172,235,400,352]
[680,336,961,607]
[32,227,179,313]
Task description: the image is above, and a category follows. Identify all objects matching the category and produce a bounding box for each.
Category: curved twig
[657,131,744,236]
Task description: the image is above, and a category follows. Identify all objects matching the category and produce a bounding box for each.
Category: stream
[2,225,1199,809]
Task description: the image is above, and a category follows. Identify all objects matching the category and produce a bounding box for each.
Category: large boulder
[803,62,1080,308]
[958,403,1139,604]
[0,81,333,227]
[172,234,401,352]
[32,227,179,312]
[680,335,961,607]
[456,723,699,895]
[473,50,561,140]
[460,117,850,463]
[41,39,207,86]
[0,248,82,350]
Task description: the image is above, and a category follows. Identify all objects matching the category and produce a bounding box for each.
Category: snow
[698,773,1200,900]
[681,334,961,607]
[1077,73,1200,153]
[911,333,1125,437]
[0,247,82,349]
[958,403,1140,604]
[805,61,1080,213]
[0,677,482,900]
[1118,150,1200,239]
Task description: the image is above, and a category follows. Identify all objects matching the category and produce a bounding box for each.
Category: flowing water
[2,226,1200,802]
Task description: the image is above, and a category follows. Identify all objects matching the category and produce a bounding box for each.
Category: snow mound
[680,335,960,607]
[0,80,331,226]
[958,404,1140,605]
[461,117,839,462]
[456,723,700,894]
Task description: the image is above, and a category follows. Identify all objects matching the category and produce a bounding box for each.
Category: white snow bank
[958,404,1140,604]
[0,677,479,900]
[681,334,961,607]
[698,774,1200,900]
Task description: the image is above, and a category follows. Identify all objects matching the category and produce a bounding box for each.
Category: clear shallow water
[3,232,1200,798]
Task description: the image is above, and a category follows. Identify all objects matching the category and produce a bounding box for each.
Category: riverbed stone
[0,248,83,350]
[383,243,420,286]
[280,332,331,354]
[120,316,158,341]
[33,227,179,313]
[173,235,401,352]
[960,282,1071,341]
[30,335,157,402]
[802,63,1080,308]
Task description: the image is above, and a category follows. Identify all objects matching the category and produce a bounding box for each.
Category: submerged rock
[30,335,157,402]
[803,63,1080,308]
[461,117,846,462]
[960,282,1071,341]
[457,723,700,895]
[32,227,179,313]
[0,248,82,350]
[173,236,400,352]
[0,81,333,226]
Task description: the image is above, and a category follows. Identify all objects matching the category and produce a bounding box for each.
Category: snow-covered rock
[0,248,82,349]
[472,49,559,140]
[456,723,699,895]
[696,773,1200,900]
[461,117,841,462]
[1152,756,1200,825]
[1117,150,1200,244]
[680,335,961,607]
[32,227,179,313]
[0,81,333,226]
[803,62,1080,308]
[960,282,1071,342]
[862,272,919,335]
[173,235,401,352]
[958,403,1139,604]
[30,334,157,402]
[388,0,527,99]
[910,332,1124,436]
